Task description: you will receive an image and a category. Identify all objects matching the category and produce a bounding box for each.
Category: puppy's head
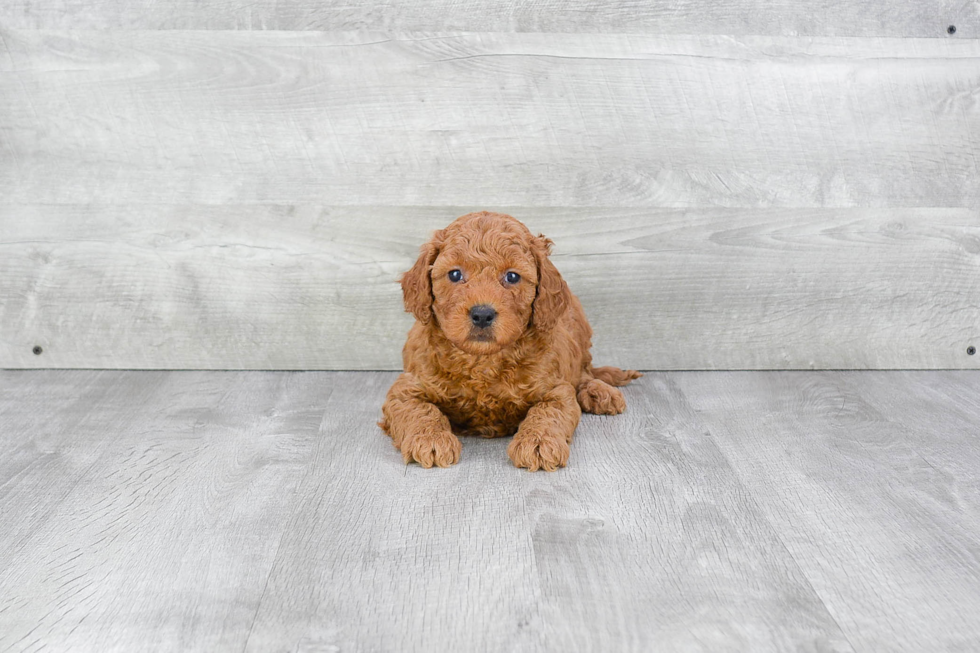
[401,211,570,355]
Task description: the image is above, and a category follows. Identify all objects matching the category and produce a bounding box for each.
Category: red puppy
[380,211,640,471]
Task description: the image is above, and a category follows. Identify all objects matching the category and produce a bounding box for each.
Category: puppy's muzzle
[469,304,497,329]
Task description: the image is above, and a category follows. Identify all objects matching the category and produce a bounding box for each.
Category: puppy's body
[402,291,590,438]
[380,211,640,471]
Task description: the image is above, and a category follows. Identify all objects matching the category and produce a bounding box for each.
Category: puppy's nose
[469,304,497,328]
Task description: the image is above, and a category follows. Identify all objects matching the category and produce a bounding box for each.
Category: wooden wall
[1,3,978,370]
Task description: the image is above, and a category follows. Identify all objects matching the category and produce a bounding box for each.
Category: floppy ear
[530,235,571,331]
[400,230,444,325]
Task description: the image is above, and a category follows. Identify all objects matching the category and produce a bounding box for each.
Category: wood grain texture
[2,31,979,208]
[241,372,554,653]
[2,206,978,370]
[675,370,980,651]
[0,0,976,36]
[4,370,980,651]
[518,373,852,652]
[245,373,852,652]
[0,370,855,651]
[0,370,328,652]
[0,370,165,566]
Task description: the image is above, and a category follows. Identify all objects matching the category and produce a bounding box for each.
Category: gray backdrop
[1,2,978,370]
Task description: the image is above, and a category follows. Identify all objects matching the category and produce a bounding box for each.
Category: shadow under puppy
[380,211,641,471]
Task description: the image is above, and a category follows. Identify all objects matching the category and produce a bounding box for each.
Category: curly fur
[379,211,641,471]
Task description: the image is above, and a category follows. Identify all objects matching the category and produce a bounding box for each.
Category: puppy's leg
[577,378,626,415]
[591,365,642,387]
[508,383,581,472]
[380,373,461,468]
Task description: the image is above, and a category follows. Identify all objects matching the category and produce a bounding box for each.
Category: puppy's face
[402,212,569,355]
[430,222,538,355]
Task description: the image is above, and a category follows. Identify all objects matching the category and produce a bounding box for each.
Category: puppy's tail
[590,365,642,387]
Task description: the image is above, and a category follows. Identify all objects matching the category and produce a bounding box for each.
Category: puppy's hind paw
[400,430,462,468]
[577,379,626,415]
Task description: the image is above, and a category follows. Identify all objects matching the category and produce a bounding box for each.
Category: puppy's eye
[505,271,521,284]
[448,269,463,283]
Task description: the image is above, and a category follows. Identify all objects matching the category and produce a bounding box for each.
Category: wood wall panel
[2,26,978,370]
[0,0,975,37]
[2,206,977,370]
[2,31,978,208]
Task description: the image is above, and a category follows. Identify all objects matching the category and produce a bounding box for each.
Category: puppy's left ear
[401,230,444,325]
[530,235,571,331]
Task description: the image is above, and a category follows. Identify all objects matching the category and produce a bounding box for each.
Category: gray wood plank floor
[1,370,978,651]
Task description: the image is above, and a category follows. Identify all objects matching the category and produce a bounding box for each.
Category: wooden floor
[1,370,979,652]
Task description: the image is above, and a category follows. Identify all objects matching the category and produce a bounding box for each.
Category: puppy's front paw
[508,430,569,472]
[577,379,626,415]
[400,430,462,468]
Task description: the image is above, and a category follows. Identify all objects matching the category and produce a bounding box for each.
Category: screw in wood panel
[32,345,43,355]
[947,25,957,35]
[969,346,976,356]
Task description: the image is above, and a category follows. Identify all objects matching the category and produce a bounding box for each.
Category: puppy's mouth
[467,329,495,343]
[454,327,504,354]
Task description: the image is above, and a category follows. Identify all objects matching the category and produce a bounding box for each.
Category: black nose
[469,304,497,328]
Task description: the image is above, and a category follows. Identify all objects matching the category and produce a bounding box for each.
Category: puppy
[379,211,640,471]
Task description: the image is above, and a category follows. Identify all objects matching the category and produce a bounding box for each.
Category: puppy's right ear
[401,230,444,325]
